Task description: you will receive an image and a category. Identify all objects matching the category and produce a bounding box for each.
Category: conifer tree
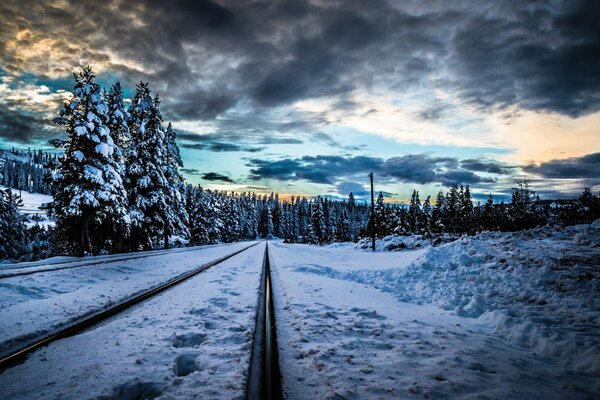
[310,198,325,244]
[105,81,131,251]
[50,66,128,255]
[163,121,190,246]
[0,189,27,260]
[421,195,432,234]
[374,191,387,237]
[126,83,173,249]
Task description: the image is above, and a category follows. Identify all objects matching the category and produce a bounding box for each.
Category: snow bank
[353,233,459,252]
[299,225,600,375]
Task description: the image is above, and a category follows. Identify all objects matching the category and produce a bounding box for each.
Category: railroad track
[247,243,282,400]
[0,242,259,371]
[0,243,226,279]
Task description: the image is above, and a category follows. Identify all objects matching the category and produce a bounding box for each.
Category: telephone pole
[368,172,375,251]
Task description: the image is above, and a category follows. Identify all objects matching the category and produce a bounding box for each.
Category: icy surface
[0,242,265,400]
[269,225,600,399]
[0,241,258,355]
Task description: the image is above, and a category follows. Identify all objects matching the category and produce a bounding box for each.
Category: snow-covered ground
[1,224,598,399]
[0,185,53,232]
[0,241,257,357]
[0,185,51,216]
[0,242,266,399]
[269,223,600,399]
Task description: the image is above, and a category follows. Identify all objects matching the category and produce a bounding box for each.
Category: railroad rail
[0,243,227,279]
[247,243,282,400]
[0,242,259,371]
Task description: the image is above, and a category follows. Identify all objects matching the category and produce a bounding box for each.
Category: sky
[0,0,599,203]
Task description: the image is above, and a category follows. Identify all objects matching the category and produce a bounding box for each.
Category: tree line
[0,148,56,195]
[1,65,599,260]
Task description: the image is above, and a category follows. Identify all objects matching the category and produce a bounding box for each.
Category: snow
[1,224,598,398]
[0,242,265,400]
[268,224,600,399]
[72,150,84,162]
[0,241,258,357]
[95,142,112,158]
[74,125,87,135]
[0,185,51,217]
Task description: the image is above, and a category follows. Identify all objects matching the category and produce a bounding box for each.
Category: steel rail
[246,243,282,400]
[0,242,259,371]
[0,243,238,279]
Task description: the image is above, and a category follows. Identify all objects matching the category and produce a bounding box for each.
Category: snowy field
[0,224,598,399]
[0,185,51,217]
[269,223,600,399]
[0,242,266,399]
[0,241,257,358]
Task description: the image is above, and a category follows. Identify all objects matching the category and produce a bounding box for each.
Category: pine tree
[432,190,446,233]
[421,195,432,234]
[0,189,27,260]
[334,210,350,242]
[126,83,173,250]
[309,198,325,244]
[163,121,190,246]
[408,190,422,233]
[374,191,387,237]
[104,81,131,251]
[50,66,128,255]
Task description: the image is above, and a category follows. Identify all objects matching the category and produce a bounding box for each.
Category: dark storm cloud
[460,159,515,175]
[451,0,600,117]
[0,104,59,143]
[247,154,504,186]
[180,168,201,176]
[201,172,235,183]
[523,153,600,179]
[1,0,599,147]
[180,142,264,153]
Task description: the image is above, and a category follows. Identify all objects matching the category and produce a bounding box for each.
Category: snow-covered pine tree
[334,210,350,242]
[0,188,28,260]
[309,197,325,244]
[408,190,422,234]
[163,121,190,246]
[50,66,128,255]
[104,81,131,252]
[421,195,432,234]
[347,192,358,241]
[374,191,387,237]
[126,83,173,250]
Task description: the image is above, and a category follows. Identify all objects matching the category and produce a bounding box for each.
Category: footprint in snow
[209,297,228,307]
[172,332,207,348]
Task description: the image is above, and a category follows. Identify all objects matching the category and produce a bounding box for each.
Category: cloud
[336,181,369,197]
[460,159,514,175]
[523,152,600,179]
[180,142,265,153]
[201,172,235,183]
[450,0,600,117]
[247,153,505,187]
[180,168,201,176]
[0,0,598,155]
[0,103,60,143]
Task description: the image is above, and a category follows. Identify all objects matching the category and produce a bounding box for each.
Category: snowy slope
[0,241,258,356]
[0,185,51,216]
[294,225,600,375]
[269,225,600,399]
[0,242,266,400]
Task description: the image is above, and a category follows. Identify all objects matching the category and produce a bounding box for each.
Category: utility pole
[369,172,375,251]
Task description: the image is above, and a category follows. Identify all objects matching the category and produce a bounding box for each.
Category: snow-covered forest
[1,66,599,261]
